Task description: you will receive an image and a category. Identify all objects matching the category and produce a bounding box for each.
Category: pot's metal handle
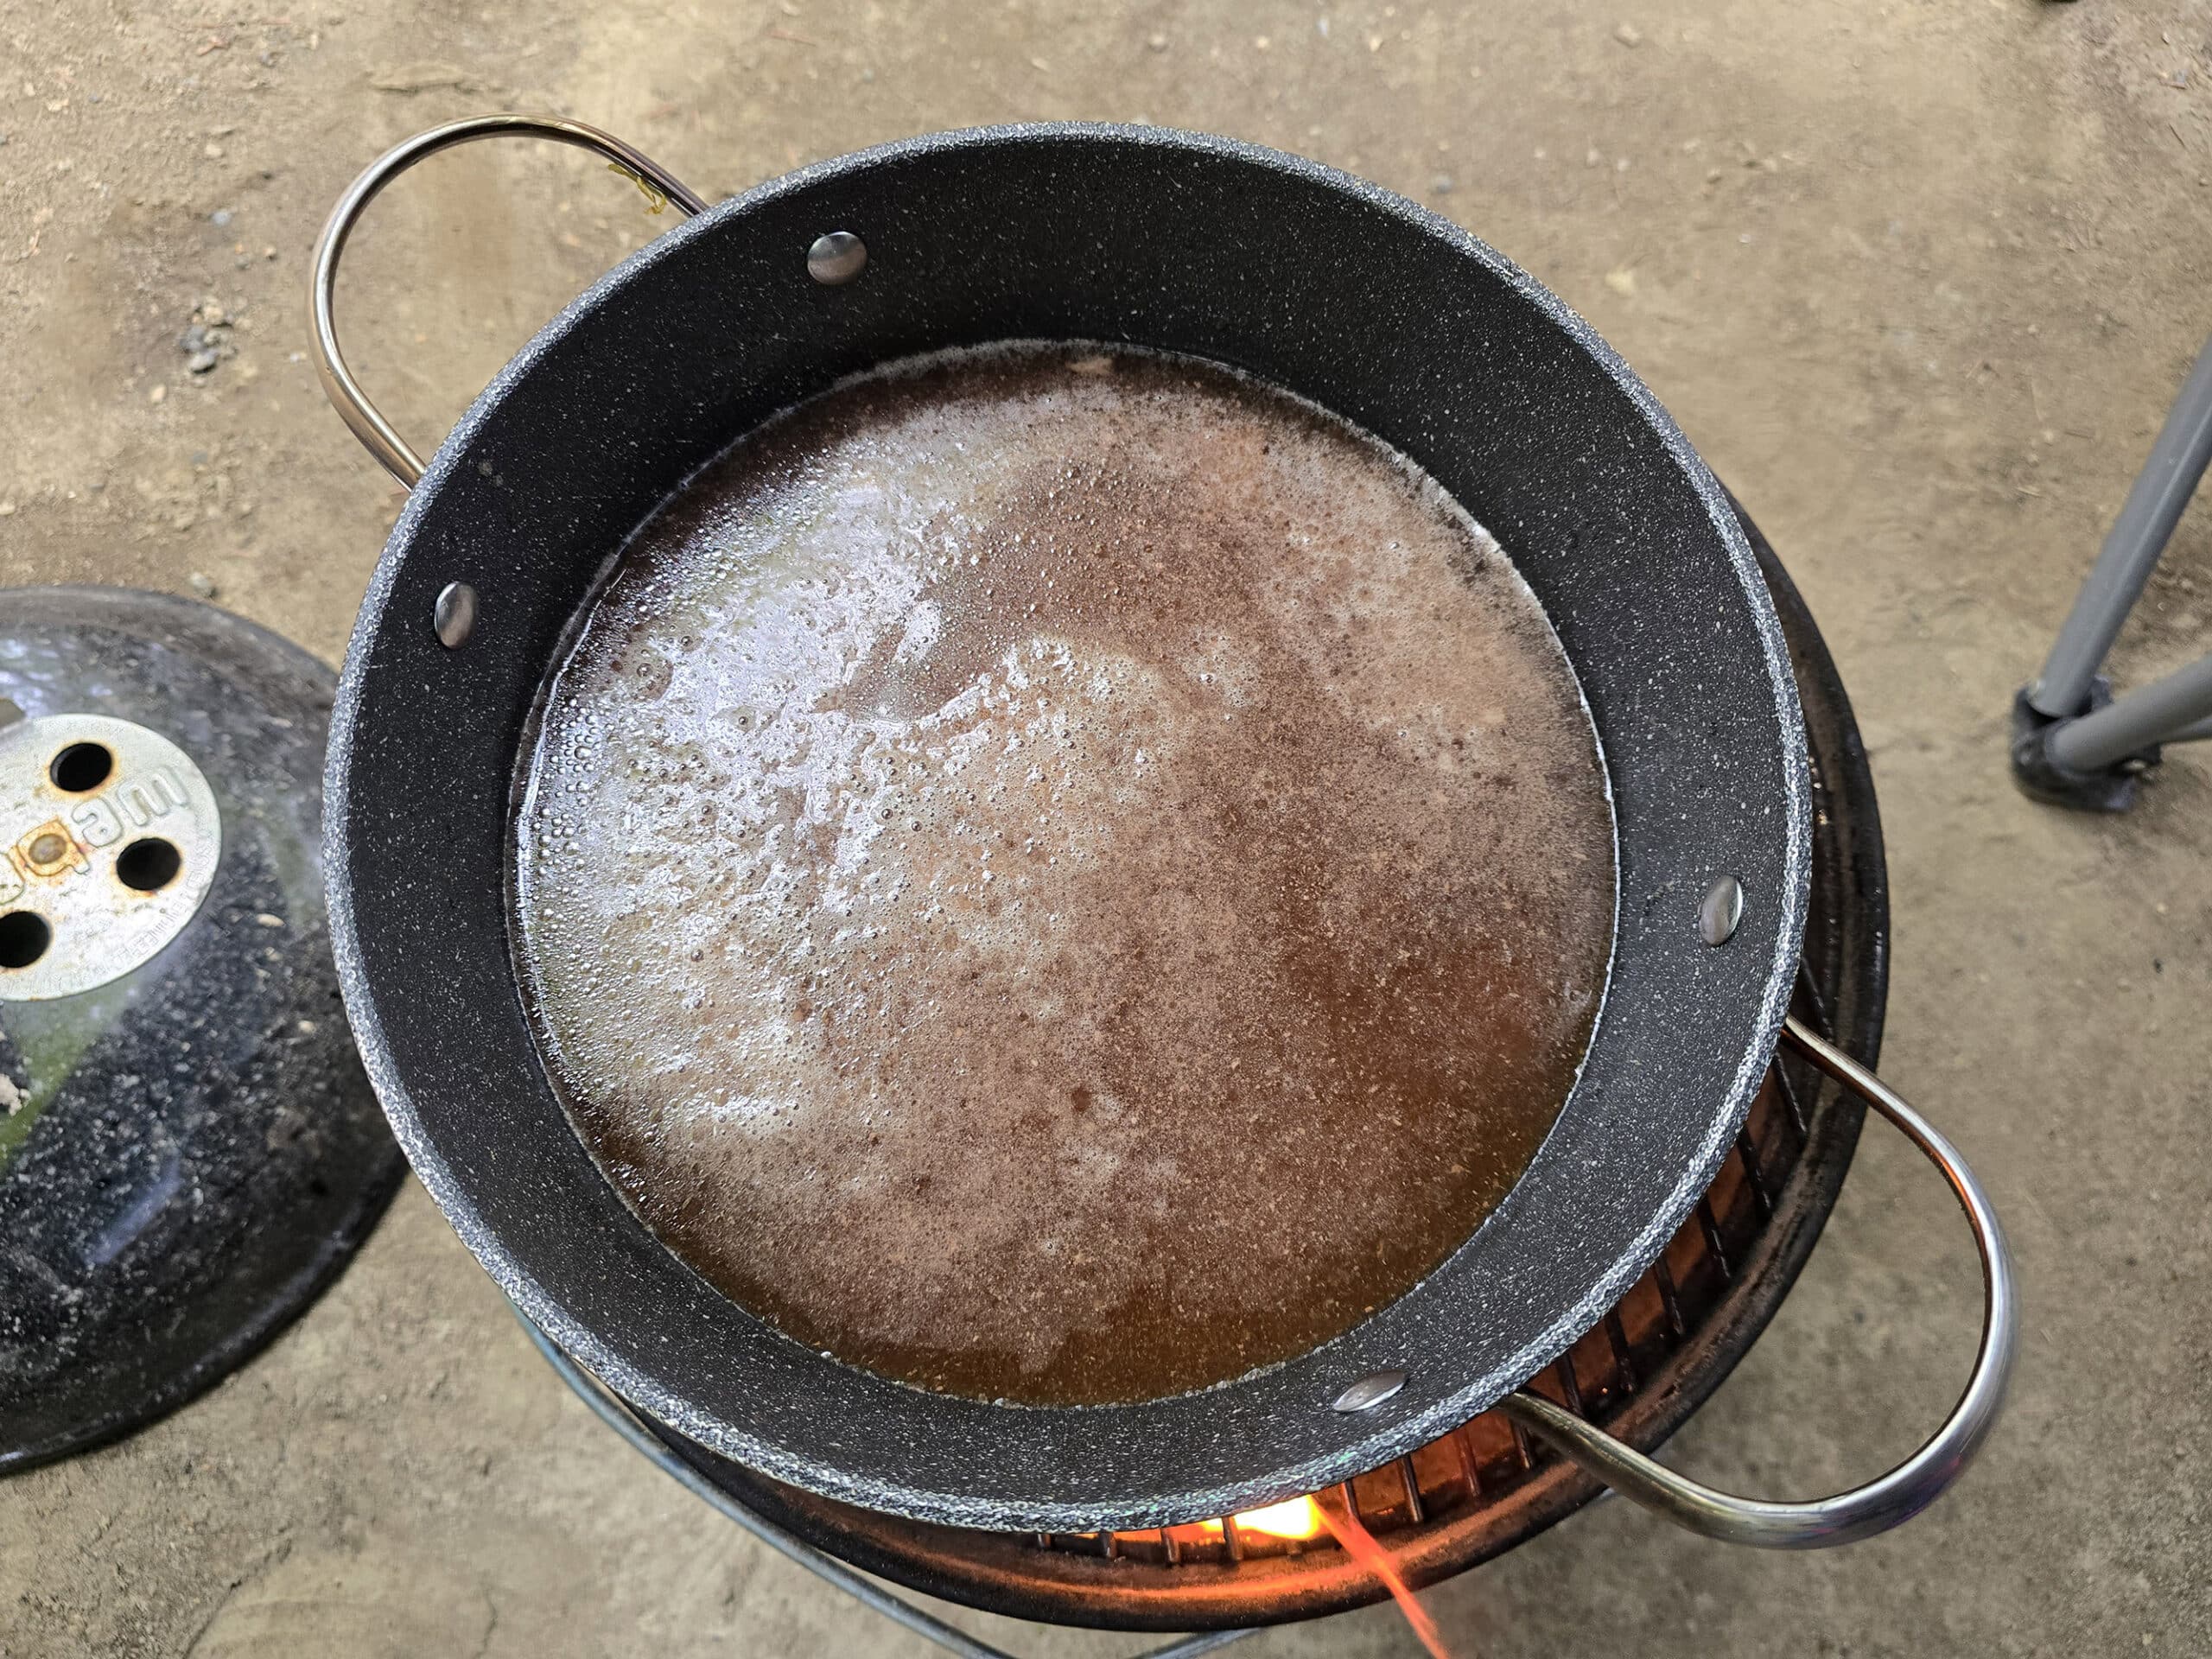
[308,113,709,490]
[1498,1013,2017,1548]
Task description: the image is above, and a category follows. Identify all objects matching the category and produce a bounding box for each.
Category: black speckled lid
[0,587,404,1473]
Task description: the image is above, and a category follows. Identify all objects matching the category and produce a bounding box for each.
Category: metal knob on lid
[0,714,223,1001]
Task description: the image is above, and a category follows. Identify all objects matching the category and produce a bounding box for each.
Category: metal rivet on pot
[434,582,479,650]
[1331,1370,1407,1413]
[1699,875,1745,945]
[806,231,868,286]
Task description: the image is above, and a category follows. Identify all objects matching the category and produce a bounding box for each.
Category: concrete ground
[3,0,2210,1653]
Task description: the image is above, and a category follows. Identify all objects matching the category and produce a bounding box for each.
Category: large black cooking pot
[311,116,2012,1539]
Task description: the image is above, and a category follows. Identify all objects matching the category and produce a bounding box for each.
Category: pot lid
[0,586,404,1472]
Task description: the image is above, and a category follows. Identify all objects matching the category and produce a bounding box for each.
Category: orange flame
[1228,1492,1452,1656]
[1233,1497,1327,1541]
[1316,1497,1452,1659]
[1238,1503,1318,1548]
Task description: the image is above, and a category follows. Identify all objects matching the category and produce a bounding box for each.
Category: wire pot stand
[2012,334,2212,810]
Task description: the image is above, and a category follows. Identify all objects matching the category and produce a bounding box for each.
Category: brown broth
[512,344,1616,1405]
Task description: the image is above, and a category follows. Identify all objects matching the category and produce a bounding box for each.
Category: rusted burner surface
[653,524,1887,1630]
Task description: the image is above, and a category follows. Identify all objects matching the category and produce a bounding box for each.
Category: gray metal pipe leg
[2030,334,2212,718]
[2048,651,2212,772]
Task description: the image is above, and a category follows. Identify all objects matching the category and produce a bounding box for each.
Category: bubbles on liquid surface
[513,342,1617,1405]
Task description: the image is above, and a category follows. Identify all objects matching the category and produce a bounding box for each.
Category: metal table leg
[2012,334,2212,809]
[2048,652,2212,773]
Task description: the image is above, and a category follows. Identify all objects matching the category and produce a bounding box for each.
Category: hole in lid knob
[0,912,51,969]
[48,742,113,793]
[116,838,183,892]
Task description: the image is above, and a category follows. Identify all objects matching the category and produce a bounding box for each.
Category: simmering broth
[512,344,1616,1405]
